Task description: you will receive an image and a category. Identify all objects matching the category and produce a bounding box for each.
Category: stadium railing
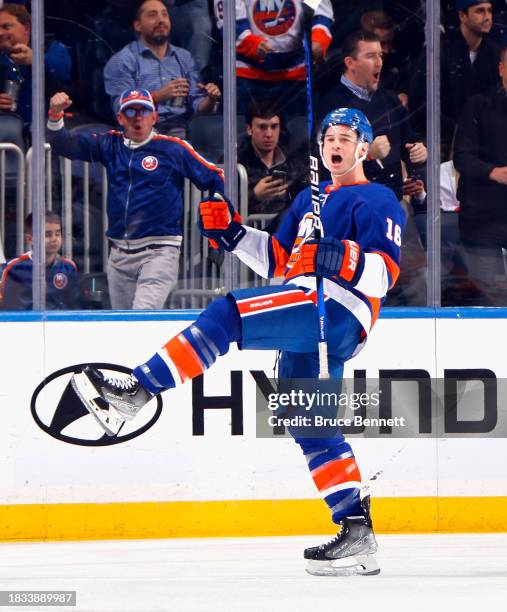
[0,143,25,256]
[0,150,253,309]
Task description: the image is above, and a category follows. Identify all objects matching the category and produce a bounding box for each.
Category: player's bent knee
[193,295,242,354]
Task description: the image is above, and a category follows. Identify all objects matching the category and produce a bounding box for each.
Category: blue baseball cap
[119,89,155,113]
[456,0,491,11]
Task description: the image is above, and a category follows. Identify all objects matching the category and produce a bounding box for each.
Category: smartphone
[407,170,423,182]
[271,170,287,182]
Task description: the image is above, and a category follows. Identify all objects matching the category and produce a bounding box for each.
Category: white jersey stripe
[320,480,362,498]
[239,299,309,318]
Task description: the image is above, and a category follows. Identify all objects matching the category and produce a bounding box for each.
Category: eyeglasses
[122,107,153,118]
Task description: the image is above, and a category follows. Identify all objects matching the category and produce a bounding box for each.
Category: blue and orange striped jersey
[234,0,334,81]
[47,127,224,245]
[233,180,406,337]
[0,252,79,310]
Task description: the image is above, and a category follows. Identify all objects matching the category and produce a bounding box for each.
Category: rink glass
[0,1,504,312]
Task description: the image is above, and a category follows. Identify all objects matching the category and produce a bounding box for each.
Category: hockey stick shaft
[303,1,329,379]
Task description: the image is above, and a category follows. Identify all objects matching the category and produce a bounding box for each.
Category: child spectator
[0,211,79,310]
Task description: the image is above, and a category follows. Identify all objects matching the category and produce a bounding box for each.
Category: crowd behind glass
[0,0,505,310]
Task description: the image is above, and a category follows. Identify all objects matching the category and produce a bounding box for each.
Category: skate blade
[110,400,142,421]
[71,373,126,437]
[306,554,380,577]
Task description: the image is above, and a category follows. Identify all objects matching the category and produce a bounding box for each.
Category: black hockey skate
[71,366,153,436]
[304,495,380,576]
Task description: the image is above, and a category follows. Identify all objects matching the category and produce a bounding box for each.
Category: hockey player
[72,108,406,576]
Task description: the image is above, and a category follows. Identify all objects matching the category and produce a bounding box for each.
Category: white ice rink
[1,534,507,612]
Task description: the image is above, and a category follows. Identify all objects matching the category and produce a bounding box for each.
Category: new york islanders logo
[252,0,297,36]
[53,273,68,290]
[142,156,158,171]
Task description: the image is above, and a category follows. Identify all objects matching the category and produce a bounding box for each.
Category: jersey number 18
[386,217,402,246]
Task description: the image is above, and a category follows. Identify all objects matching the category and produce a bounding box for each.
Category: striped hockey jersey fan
[215,0,334,81]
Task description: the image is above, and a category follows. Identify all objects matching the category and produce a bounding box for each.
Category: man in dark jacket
[316,30,427,201]
[410,0,499,159]
[453,41,507,306]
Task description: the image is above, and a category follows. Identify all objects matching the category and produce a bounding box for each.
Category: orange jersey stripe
[368,296,382,328]
[152,135,225,181]
[271,237,290,277]
[236,34,265,58]
[372,250,400,287]
[339,240,361,283]
[311,458,362,492]
[162,334,205,383]
[0,253,31,301]
[325,181,369,193]
[311,26,332,56]
[60,257,77,271]
[236,65,307,82]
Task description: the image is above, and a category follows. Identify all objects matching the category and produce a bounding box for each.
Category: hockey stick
[356,445,406,508]
[368,446,405,484]
[302,0,329,379]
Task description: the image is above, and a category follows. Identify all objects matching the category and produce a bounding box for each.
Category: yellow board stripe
[1,497,506,541]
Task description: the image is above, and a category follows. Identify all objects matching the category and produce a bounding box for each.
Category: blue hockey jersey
[47,125,225,249]
[0,252,79,310]
[233,180,406,336]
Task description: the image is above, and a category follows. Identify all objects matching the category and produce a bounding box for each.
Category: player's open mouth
[332,154,343,164]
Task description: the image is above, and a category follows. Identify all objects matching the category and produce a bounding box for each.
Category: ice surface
[0,534,506,612]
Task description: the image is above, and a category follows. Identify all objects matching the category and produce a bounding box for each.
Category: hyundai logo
[31,363,163,446]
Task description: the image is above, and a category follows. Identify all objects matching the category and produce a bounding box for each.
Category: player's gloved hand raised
[198,194,246,252]
[298,237,365,288]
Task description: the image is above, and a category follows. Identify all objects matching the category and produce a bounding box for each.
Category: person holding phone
[238,100,307,231]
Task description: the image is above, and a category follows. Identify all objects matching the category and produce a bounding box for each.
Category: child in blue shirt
[0,211,79,310]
